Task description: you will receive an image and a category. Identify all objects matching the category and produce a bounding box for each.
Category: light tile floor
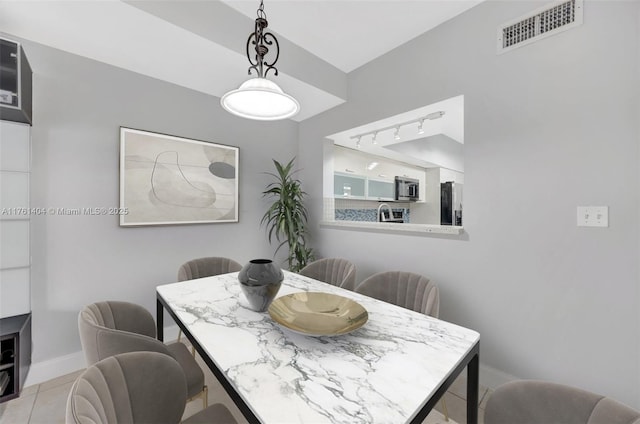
[1,349,490,424]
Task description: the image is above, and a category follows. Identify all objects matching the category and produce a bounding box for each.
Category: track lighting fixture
[349,111,445,147]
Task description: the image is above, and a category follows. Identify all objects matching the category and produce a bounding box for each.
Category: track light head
[426,111,445,120]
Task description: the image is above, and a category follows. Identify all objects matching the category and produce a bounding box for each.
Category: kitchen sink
[377,203,405,223]
[383,218,404,223]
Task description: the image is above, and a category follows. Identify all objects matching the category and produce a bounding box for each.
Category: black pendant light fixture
[221,0,300,121]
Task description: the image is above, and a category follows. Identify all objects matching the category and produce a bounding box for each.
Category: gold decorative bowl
[268,292,368,336]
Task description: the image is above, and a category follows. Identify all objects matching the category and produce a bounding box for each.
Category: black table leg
[156,296,164,341]
[467,349,480,424]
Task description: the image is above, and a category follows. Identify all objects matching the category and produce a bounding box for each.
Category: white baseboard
[479,363,518,391]
[24,325,181,387]
[23,350,85,388]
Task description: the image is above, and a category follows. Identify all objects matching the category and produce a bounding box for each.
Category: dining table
[156,270,480,424]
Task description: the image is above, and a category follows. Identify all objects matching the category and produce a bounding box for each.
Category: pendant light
[221,0,300,121]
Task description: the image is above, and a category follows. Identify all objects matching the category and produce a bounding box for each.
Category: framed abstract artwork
[119,127,239,226]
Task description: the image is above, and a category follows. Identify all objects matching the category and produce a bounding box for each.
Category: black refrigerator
[441,181,463,226]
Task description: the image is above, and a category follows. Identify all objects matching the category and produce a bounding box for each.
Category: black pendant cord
[246,0,280,78]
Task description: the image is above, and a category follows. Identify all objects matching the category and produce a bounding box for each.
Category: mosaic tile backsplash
[331,199,411,222]
[335,208,376,221]
[335,207,410,222]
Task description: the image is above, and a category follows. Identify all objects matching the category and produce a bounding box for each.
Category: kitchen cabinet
[0,45,33,403]
[332,146,427,202]
[334,173,396,201]
[0,313,31,403]
[0,121,31,319]
[334,173,366,199]
[367,178,394,201]
[0,38,32,125]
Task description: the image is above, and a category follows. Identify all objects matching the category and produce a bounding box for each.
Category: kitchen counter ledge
[320,220,464,235]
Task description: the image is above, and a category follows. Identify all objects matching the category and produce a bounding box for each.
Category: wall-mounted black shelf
[0,313,32,403]
[0,38,32,125]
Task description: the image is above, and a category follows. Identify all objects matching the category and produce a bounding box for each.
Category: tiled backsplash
[335,208,377,221]
[334,199,411,222]
[323,197,336,221]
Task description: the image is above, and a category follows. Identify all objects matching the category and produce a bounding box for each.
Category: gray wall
[5,0,639,409]
[17,39,298,363]
[299,1,640,408]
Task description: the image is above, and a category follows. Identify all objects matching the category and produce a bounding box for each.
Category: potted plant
[261,158,314,272]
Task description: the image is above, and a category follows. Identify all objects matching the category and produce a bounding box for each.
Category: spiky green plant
[261,158,314,272]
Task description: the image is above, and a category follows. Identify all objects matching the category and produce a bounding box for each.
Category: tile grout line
[26,384,40,424]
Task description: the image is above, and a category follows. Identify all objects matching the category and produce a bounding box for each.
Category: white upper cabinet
[333,145,426,201]
[0,120,31,318]
[367,178,395,201]
[334,172,366,199]
[0,121,30,172]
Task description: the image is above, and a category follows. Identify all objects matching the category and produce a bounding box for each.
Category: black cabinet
[0,313,32,402]
[0,38,32,125]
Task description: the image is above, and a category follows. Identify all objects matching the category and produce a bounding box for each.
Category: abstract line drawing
[119,127,239,226]
[150,151,217,208]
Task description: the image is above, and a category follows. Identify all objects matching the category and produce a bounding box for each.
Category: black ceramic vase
[238,259,284,312]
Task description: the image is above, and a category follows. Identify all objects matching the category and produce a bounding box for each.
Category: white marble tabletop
[157,271,480,424]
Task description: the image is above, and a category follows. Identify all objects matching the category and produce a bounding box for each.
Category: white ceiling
[0,0,483,122]
[221,0,484,73]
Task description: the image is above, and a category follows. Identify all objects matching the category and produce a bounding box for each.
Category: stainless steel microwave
[395,176,419,201]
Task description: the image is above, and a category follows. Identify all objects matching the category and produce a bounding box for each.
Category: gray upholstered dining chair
[178,256,242,281]
[176,256,243,349]
[355,271,446,418]
[354,271,439,317]
[66,351,237,424]
[484,380,640,424]
[78,301,208,410]
[299,258,357,290]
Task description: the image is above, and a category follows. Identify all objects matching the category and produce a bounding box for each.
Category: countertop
[319,220,464,235]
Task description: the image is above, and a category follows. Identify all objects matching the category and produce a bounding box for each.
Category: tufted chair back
[78,301,165,366]
[484,380,640,424]
[299,258,357,291]
[178,257,242,281]
[355,271,439,318]
[66,351,187,424]
[78,301,167,366]
[78,301,205,401]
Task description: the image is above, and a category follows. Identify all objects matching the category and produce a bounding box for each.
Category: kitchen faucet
[377,203,393,222]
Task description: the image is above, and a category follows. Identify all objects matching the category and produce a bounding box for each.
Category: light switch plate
[577,206,608,227]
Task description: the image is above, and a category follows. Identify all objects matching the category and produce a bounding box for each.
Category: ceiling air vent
[497,0,583,54]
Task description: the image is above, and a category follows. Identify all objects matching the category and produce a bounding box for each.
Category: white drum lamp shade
[221,78,299,121]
